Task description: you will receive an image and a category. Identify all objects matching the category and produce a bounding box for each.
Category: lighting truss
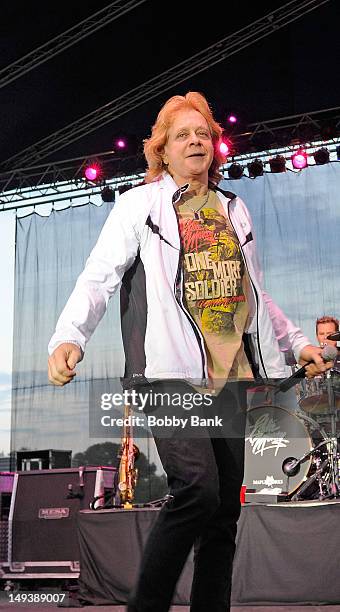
[0,0,148,90]
[0,0,331,170]
[1,104,339,200]
[233,105,340,153]
[222,137,340,178]
[1,135,339,213]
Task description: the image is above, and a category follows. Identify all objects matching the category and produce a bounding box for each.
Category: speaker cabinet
[16,449,72,471]
[0,472,14,563]
[1,467,116,578]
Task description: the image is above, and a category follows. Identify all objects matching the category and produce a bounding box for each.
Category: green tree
[72,442,168,503]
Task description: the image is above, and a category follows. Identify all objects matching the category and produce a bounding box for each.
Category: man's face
[163,109,214,186]
[316,322,338,348]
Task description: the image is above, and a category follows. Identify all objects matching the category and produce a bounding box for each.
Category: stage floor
[1,606,340,611]
[2,501,340,610]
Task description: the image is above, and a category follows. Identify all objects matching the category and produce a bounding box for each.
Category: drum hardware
[290,456,331,501]
[298,374,340,415]
[323,371,340,496]
[282,437,334,501]
[283,370,340,501]
[282,437,333,477]
[244,404,330,500]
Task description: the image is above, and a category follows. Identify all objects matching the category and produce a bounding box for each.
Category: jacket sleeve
[48,194,140,355]
[261,291,311,362]
[237,196,311,362]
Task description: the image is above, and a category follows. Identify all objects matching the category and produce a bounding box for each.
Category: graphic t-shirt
[177,190,253,389]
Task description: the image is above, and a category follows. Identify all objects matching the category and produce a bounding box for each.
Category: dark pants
[127,380,247,612]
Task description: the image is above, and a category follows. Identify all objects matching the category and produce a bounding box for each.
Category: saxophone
[118,404,140,508]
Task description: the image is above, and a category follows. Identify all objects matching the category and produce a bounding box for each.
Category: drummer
[316,315,339,348]
[316,315,340,373]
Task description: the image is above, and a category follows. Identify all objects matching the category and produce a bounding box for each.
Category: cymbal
[327,332,340,341]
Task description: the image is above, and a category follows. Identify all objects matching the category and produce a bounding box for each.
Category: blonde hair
[143,92,225,186]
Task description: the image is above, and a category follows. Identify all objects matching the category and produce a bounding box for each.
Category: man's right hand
[48,343,82,386]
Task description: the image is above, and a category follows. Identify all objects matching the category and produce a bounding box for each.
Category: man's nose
[189,131,201,144]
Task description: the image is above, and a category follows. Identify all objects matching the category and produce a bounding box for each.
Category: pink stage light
[227,115,237,124]
[84,164,100,181]
[219,141,229,156]
[292,150,308,169]
[116,138,126,149]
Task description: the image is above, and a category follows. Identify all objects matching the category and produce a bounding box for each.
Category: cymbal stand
[324,371,339,497]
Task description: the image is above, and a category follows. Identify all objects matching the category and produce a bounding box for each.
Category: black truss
[0,0,148,90]
[0,0,331,171]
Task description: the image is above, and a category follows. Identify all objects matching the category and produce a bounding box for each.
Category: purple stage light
[116,139,126,149]
[292,150,308,169]
[85,165,99,181]
[228,115,237,124]
[219,141,229,156]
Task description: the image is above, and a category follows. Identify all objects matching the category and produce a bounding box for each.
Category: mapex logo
[253,475,284,486]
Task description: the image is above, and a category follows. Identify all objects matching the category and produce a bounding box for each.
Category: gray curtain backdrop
[11,164,340,474]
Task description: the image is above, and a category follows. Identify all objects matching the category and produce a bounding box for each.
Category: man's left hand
[299,344,334,378]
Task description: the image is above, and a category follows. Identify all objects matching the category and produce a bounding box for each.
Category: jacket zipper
[171,189,208,383]
[174,253,208,382]
[226,198,268,379]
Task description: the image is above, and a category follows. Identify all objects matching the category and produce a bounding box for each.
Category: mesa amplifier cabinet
[1,466,116,579]
[0,472,14,563]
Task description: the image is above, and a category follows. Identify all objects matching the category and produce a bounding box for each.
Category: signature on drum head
[246,413,290,457]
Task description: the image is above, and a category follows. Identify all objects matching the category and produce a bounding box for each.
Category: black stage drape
[76,502,340,606]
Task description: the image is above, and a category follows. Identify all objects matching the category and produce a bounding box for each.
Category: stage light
[247,158,264,178]
[115,138,127,150]
[269,155,286,173]
[291,149,308,170]
[228,163,244,179]
[227,114,237,124]
[101,186,115,202]
[113,134,138,156]
[219,141,229,156]
[313,147,330,165]
[84,163,101,182]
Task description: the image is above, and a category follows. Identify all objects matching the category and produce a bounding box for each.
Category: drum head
[298,376,340,414]
[299,393,332,414]
[244,404,313,495]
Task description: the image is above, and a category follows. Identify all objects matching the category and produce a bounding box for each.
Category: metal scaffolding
[1,135,339,213]
[0,0,148,90]
[0,0,331,171]
[1,103,339,206]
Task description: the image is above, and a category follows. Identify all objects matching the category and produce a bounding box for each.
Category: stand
[283,372,339,501]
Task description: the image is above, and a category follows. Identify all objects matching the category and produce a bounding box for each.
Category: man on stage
[316,315,340,373]
[48,91,333,612]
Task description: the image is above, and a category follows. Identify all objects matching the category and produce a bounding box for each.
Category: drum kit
[244,333,340,502]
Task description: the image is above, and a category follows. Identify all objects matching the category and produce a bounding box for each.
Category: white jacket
[48,172,310,381]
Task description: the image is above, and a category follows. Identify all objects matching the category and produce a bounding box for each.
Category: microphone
[327,332,340,341]
[282,437,332,477]
[277,345,338,393]
[282,457,301,477]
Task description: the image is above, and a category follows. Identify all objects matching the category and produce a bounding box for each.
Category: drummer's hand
[48,343,82,386]
[299,344,333,379]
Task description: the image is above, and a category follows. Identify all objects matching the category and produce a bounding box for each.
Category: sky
[0,0,339,165]
[0,0,339,455]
